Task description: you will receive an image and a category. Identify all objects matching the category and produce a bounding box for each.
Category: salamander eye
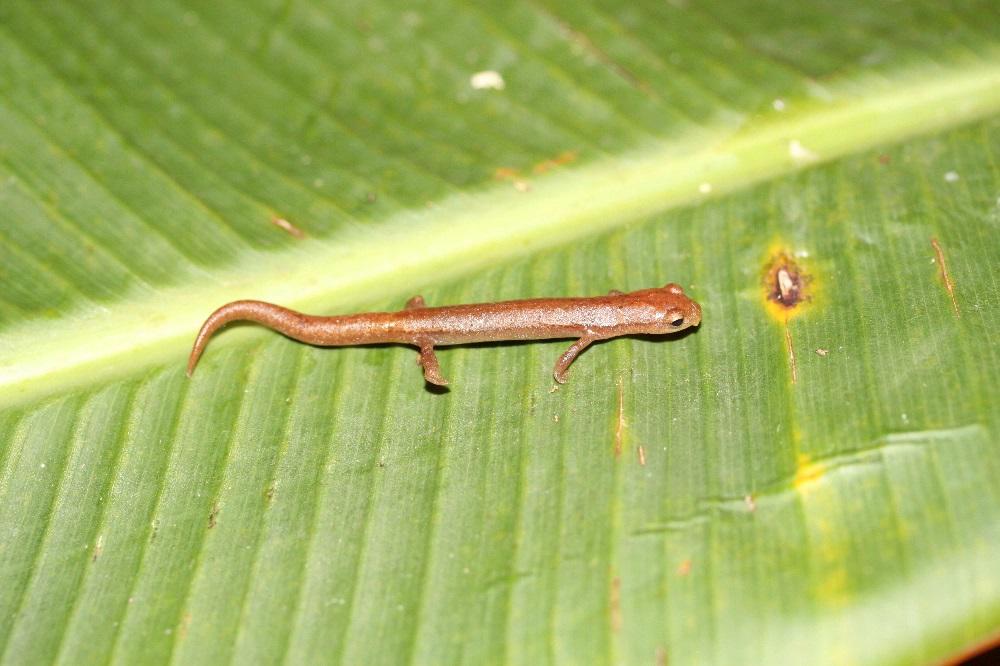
[669,313,685,327]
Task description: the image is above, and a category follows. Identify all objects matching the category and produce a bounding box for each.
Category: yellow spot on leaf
[816,565,850,608]
[794,454,826,493]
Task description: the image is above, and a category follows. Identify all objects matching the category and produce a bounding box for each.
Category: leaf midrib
[2,60,999,408]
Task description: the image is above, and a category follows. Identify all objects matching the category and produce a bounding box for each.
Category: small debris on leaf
[470,70,505,90]
[788,139,818,164]
[271,216,306,239]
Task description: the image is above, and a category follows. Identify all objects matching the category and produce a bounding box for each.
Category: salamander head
[638,283,702,334]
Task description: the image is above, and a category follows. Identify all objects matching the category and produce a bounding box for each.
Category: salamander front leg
[553,336,595,384]
[405,298,449,386]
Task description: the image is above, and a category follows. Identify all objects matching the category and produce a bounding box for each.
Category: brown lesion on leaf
[765,252,808,310]
[762,249,814,384]
[931,237,960,318]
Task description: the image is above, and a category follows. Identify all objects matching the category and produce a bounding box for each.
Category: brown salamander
[187,283,702,385]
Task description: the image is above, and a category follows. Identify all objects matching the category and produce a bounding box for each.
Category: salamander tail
[186,300,301,377]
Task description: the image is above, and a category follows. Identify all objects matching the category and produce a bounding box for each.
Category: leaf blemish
[794,454,826,493]
[765,253,808,310]
[762,249,814,383]
[208,503,220,529]
[931,237,960,318]
[493,167,531,193]
[179,612,192,640]
[610,576,622,633]
[270,216,306,239]
[784,325,798,384]
[533,150,578,175]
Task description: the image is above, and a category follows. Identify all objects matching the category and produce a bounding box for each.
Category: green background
[0,1,998,664]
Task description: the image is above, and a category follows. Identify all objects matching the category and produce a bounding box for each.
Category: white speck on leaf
[772,98,786,111]
[789,139,818,164]
[470,70,505,90]
[698,182,712,194]
[944,171,959,182]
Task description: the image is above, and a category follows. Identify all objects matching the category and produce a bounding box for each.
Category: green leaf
[1,2,999,664]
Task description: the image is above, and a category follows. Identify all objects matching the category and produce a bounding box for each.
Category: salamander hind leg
[552,336,595,384]
[415,339,449,386]
[405,295,426,309]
